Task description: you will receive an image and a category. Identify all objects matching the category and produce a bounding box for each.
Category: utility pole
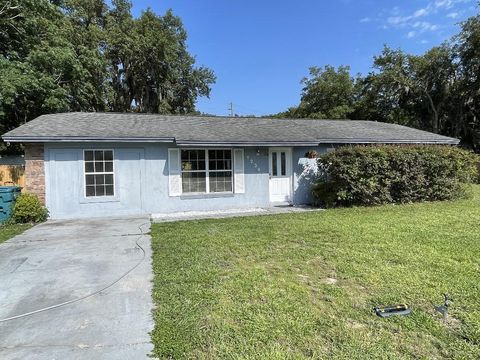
[228,102,234,117]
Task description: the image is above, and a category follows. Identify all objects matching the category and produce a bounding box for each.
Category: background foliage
[276,9,480,152]
[2,1,480,155]
[0,0,215,154]
[313,145,479,207]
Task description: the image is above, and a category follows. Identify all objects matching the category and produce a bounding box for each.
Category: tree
[61,0,110,111]
[454,12,480,151]
[294,65,355,119]
[276,7,480,150]
[0,0,216,154]
[0,0,109,142]
[412,46,454,134]
[105,3,215,113]
[353,45,455,134]
[104,0,136,111]
[0,0,73,139]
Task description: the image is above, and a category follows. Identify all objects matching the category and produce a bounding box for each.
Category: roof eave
[2,136,460,146]
[177,139,460,146]
[316,139,460,145]
[175,140,321,147]
[1,136,175,143]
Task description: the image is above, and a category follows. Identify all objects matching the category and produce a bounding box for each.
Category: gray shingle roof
[2,112,459,145]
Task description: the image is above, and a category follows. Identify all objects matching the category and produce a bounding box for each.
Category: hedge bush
[12,193,49,223]
[312,145,479,207]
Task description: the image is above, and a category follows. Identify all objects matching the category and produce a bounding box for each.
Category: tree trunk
[425,91,439,133]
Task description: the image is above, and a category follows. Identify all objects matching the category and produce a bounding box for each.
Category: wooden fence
[0,165,25,188]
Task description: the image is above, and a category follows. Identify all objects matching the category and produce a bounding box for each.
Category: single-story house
[2,112,459,219]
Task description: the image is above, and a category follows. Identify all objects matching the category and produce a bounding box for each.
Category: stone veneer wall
[24,144,45,204]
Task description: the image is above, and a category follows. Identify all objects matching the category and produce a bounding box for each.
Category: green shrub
[12,193,49,223]
[313,145,478,207]
[476,160,480,184]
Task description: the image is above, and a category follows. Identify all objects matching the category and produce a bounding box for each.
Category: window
[181,150,206,193]
[84,150,114,197]
[208,150,232,192]
[272,152,277,176]
[280,151,286,176]
[181,149,233,194]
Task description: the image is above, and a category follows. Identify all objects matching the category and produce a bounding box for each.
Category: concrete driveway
[0,217,154,360]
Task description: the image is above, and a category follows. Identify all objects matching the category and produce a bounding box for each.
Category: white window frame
[83,149,115,198]
[180,148,234,195]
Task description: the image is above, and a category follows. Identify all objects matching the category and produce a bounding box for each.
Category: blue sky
[131,0,478,116]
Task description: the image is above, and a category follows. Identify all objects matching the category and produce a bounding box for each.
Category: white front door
[269,148,292,203]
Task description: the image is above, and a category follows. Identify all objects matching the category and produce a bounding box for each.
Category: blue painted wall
[44,143,329,219]
[292,146,332,205]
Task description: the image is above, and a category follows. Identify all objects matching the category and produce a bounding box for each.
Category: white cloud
[386,6,430,27]
[434,0,454,9]
[414,8,430,17]
[413,21,440,32]
[387,16,406,25]
[360,0,474,37]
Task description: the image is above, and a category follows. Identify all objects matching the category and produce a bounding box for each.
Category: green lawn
[151,186,480,359]
[0,223,31,244]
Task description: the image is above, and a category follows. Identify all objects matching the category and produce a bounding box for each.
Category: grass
[150,185,480,359]
[0,223,31,244]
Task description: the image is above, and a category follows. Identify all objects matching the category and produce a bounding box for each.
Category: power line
[228,102,234,117]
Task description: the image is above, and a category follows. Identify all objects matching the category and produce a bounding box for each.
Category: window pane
[272,152,277,176]
[105,185,114,196]
[281,152,286,176]
[105,161,113,172]
[95,161,104,172]
[182,172,192,193]
[86,185,95,197]
[86,174,95,186]
[105,174,114,185]
[85,162,94,173]
[104,151,113,161]
[182,172,206,193]
[85,151,94,161]
[182,150,205,171]
[96,185,105,196]
[94,151,104,161]
[95,174,105,185]
[182,161,192,171]
[210,171,232,193]
[208,150,215,161]
[208,149,232,171]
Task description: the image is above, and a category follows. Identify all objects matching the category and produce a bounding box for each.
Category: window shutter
[168,148,182,196]
[233,149,245,193]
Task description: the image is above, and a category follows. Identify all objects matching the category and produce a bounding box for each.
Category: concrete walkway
[152,205,323,222]
[0,217,154,360]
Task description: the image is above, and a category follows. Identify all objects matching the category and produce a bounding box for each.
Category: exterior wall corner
[24,143,45,204]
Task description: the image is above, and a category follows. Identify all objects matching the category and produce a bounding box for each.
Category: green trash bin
[0,186,22,223]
